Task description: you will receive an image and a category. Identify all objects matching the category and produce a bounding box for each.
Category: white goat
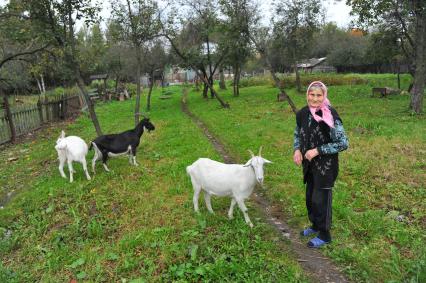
[55,131,91,183]
[186,147,272,227]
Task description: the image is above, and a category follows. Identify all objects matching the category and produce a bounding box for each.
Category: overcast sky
[97,0,355,29]
[0,0,355,30]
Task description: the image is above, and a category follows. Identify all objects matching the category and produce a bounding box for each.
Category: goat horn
[248,149,255,158]
[258,146,263,157]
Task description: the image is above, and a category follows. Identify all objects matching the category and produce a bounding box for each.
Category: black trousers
[305,172,333,241]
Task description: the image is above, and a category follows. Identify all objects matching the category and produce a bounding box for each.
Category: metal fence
[0,95,82,145]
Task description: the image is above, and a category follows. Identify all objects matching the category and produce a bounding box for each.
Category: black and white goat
[90,118,155,173]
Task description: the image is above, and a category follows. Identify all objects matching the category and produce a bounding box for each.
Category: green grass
[185,77,425,282]
[0,86,307,282]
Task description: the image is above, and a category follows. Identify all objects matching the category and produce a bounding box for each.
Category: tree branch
[0,43,50,69]
[394,0,415,48]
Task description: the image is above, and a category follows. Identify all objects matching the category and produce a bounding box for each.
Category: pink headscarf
[307,81,334,128]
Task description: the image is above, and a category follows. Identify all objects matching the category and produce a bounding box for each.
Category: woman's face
[307,87,324,108]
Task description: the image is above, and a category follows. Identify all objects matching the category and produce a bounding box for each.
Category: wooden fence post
[1,91,16,143]
[37,98,44,124]
[45,96,50,122]
[63,94,68,119]
[60,94,64,119]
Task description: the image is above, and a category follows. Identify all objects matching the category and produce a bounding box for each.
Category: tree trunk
[219,66,226,90]
[135,50,142,126]
[195,75,200,91]
[202,81,209,99]
[103,79,108,101]
[67,2,102,136]
[410,6,425,113]
[198,72,229,108]
[146,71,154,111]
[41,74,46,93]
[209,76,215,98]
[207,38,215,99]
[249,35,297,114]
[295,64,301,92]
[236,66,241,97]
[1,90,16,143]
[397,64,401,90]
[161,72,165,94]
[196,67,229,107]
[75,72,103,136]
[36,78,43,95]
[115,76,119,95]
[233,64,241,96]
[166,35,229,108]
[271,71,297,114]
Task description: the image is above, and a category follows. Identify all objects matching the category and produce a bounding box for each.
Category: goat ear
[262,158,273,164]
[243,159,252,167]
[60,130,65,139]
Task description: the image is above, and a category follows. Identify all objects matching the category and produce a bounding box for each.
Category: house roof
[297,57,327,68]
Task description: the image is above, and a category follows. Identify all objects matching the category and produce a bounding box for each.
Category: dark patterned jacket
[294,106,348,189]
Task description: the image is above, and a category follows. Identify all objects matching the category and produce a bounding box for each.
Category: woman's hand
[293,149,303,166]
[305,148,319,161]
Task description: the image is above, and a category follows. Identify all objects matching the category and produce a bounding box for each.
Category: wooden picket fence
[0,95,82,145]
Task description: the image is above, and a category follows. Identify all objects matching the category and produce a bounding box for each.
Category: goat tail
[186,165,193,176]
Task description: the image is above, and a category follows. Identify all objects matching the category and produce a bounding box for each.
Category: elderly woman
[293,81,349,248]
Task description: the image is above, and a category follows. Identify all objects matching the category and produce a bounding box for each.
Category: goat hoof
[249,223,254,228]
[228,216,234,220]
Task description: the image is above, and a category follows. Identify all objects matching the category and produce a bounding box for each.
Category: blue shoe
[300,227,318,237]
[307,237,330,248]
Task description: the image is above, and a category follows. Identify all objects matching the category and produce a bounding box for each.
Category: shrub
[43,86,80,101]
[239,75,274,88]
[238,72,412,90]
[126,83,137,97]
[277,73,368,89]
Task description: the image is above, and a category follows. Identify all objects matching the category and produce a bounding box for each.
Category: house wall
[312,65,337,72]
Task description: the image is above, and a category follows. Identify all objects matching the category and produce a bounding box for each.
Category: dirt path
[181,91,350,283]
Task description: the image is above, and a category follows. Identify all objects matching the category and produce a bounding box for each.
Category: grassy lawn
[186,75,425,282]
[0,87,307,282]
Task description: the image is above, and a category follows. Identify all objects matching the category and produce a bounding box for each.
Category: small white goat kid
[186,147,272,227]
[55,131,91,183]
